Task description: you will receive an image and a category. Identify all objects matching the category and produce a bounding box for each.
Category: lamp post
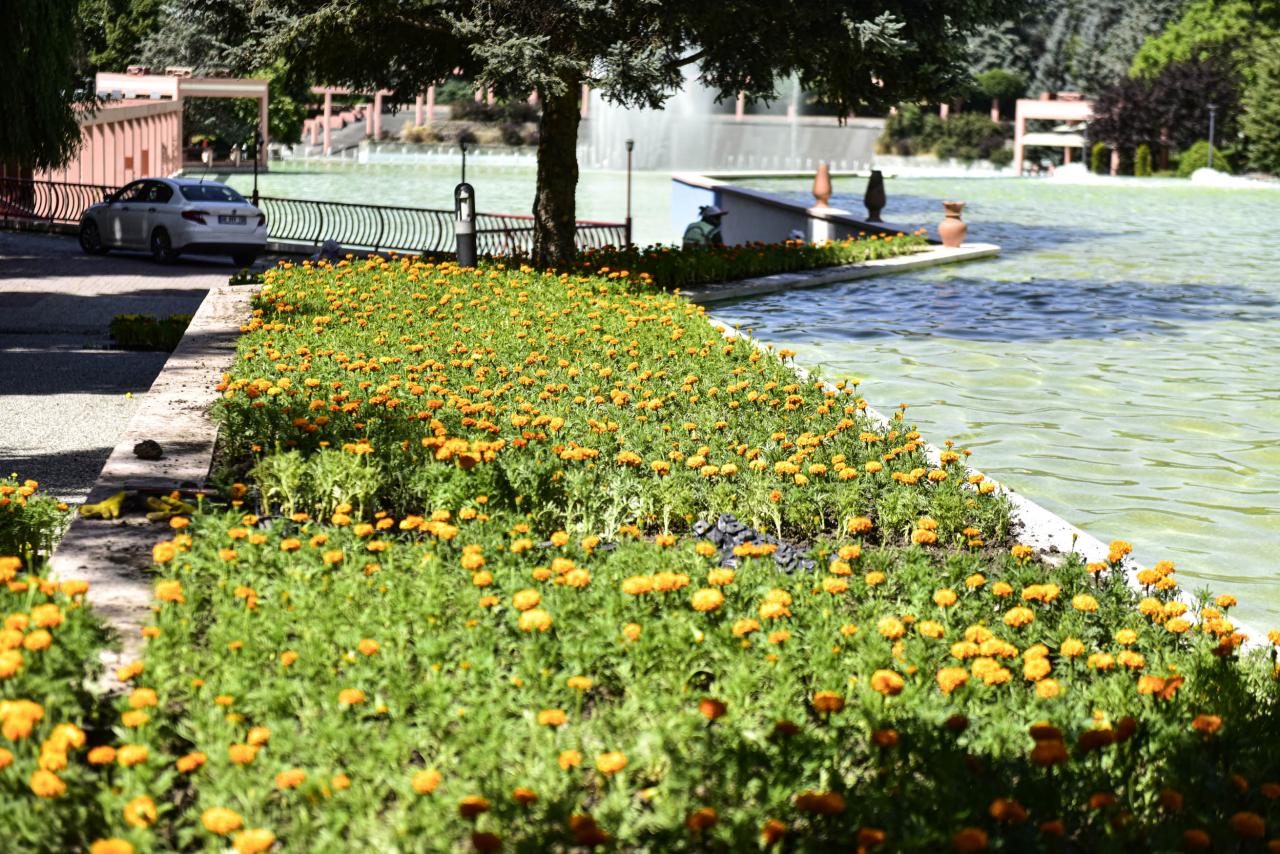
[624,138,634,248]
[1207,103,1218,170]
[251,129,263,207]
[454,142,476,267]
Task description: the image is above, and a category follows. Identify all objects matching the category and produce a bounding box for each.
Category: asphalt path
[0,231,234,503]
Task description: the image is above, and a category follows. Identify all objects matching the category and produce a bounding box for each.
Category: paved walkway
[0,231,234,503]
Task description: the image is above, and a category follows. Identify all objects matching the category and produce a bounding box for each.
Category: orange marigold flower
[123,795,157,828]
[596,752,627,774]
[936,667,969,694]
[116,744,148,766]
[812,691,845,714]
[90,840,134,854]
[338,688,366,706]
[699,697,727,720]
[952,827,989,853]
[690,588,724,612]
[228,743,258,765]
[518,609,553,632]
[795,790,846,816]
[233,829,275,854]
[933,589,958,607]
[459,795,491,819]
[538,709,567,727]
[760,818,788,846]
[275,768,306,789]
[201,807,244,835]
[176,751,207,773]
[1191,714,1222,735]
[30,768,66,797]
[1229,812,1266,840]
[870,669,905,696]
[411,768,443,794]
[558,749,582,770]
[1003,607,1034,627]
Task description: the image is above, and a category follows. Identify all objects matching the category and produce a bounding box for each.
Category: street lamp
[624,138,634,248]
[1207,103,1218,170]
[251,129,263,207]
[454,141,476,267]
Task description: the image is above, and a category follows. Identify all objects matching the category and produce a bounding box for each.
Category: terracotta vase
[939,200,967,248]
[812,162,832,207]
[863,169,886,222]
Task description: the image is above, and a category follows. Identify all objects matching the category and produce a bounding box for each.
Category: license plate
[218,215,246,225]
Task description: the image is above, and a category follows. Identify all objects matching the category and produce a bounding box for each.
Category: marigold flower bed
[5,257,1280,852]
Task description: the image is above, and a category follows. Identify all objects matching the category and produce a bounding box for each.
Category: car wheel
[150,228,179,264]
[79,219,108,255]
[231,251,259,268]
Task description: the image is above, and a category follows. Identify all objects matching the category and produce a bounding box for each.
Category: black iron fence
[0,177,627,255]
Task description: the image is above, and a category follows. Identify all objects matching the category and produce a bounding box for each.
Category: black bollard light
[251,130,263,207]
[454,142,477,267]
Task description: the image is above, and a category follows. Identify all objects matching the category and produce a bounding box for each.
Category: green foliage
[879,107,1007,163]
[1177,140,1233,177]
[109,313,192,351]
[575,233,927,291]
[974,68,1026,101]
[1131,0,1278,84]
[0,0,84,171]
[1242,40,1280,174]
[1134,143,1153,176]
[0,478,70,562]
[1091,142,1109,174]
[76,0,164,73]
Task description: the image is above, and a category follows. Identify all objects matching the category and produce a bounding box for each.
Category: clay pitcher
[812,162,832,207]
[863,170,886,222]
[939,200,967,248]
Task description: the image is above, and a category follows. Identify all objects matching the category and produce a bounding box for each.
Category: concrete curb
[709,325,1266,650]
[682,243,1000,304]
[49,284,256,685]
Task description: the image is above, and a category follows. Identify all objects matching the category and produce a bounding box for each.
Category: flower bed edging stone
[682,242,1000,304]
[48,283,257,688]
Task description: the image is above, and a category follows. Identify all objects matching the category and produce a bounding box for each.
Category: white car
[78,177,266,265]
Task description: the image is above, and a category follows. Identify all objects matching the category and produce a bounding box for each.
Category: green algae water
[718,176,1280,627]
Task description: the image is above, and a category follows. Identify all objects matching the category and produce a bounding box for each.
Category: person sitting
[682,204,727,249]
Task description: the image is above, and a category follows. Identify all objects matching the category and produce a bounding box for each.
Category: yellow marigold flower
[708,568,735,585]
[128,688,157,709]
[233,829,276,854]
[1114,628,1138,645]
[877,617,905,639]
[152,542,177,564]
[518,609,553,632]
[1003,607,1034,627]
[732,618,760,637]
[691,588,724,612]
[912,529,938,545]
[123,795,157,828]
[1059,637,1085,657]
[1072,594,1099,612]
[120,710,149,728]
[821,577,849,595]
[916,620,944,639]
[537,709,567,727]
[596,752,627,774]
[811,691,845,714]
[512,589,541,611]
[412,768,443,794]
[1036,679,1061,699]
[654,572,690,592]
[621,575,653,595]
[622,623,642,641]
[332,773,351,790]
[846,516,873,534]
[991,581,1013,597]
[759,601,790,620]
[115,661,144,681]
[0,649,22,678]
[965,573,986,589]
[471,571,493,588]
[1166,617,1192,634]
[202,807,244,835]
[322,549,344,565]
[549,531,570,547]
[1087,652,1116,671]
[117,744,148,766]
[563,568,591,588]
[558,749,582,770]
[933,589,957,607]
[864,571,886,587]
[936,667,969,694]
[1023,657,1052,681]
[246,726,270,746]
[30,768,66,798]
[513,786,539,805]
[154,580,184,603]
[1011,544,1033,563]
[1216,594,1237,608]
[870,669,905,696]
[567,676,593,690]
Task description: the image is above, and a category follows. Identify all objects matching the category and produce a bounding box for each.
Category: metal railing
[0,177,116,224]
[0,177,626,255]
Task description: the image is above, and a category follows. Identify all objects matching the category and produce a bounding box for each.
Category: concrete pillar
[323,91,333,155]
[259,95,270,153]
[426,85,436,123]
[415,94,424,126]
[1064,147,1072,165]
[1109,148,1120,176]
[735,92,745,121]
[990,98,1000,123]
[372,92,382,139]
[939,102,950,121]
[474,88,483,103]
[1012,101,1025,175]
[486,88,495,106]
[365,102,373,136]
[104,122,117,185]
[581,83,590,118]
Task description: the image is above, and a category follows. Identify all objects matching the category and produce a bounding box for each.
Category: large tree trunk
[532,76,581,268]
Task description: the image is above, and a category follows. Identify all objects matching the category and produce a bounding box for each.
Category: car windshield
[179,184,247,203]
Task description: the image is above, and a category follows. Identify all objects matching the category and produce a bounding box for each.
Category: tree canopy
[190,0,1020,264]
[1,0,85,172]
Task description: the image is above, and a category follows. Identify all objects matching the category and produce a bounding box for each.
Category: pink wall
[15,100,184,187]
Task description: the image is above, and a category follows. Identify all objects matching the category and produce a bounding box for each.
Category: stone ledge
[682,243,1000,304]
[49,284,256,687]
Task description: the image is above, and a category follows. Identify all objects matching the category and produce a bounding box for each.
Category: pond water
[714,176,1280,627]
[223,160,676,247]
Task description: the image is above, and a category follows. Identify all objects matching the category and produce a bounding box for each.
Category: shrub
[500,122,526,146]
[1176,140,1233,176]
[398,124,442,144]
[0,477,69,561]
[109,313,192,351]
[988,146,1013,167]
[1090,142,1109,174]
[1134,144,1153,176]
[1242,40,1280,174]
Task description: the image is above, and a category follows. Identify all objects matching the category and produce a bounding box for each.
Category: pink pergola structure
[95,71,270,159]
[310,87,398,155]
[1012,97,1094,174]
[18,99,182,186]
